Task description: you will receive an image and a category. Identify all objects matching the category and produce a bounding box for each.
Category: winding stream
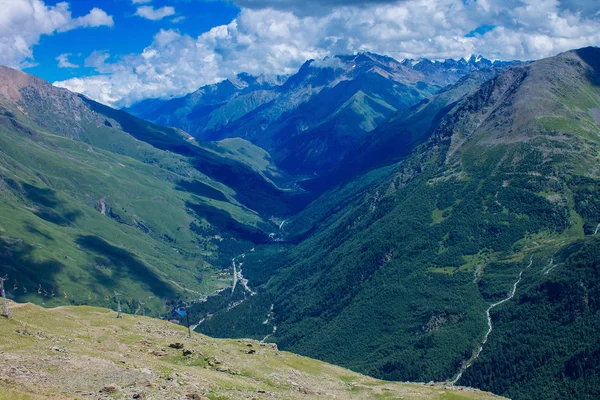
[450,256,533,385]
[231,257,238,294]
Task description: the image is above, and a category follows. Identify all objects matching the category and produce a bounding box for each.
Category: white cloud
[56,53,78,68]
[134,6,176,21]
[0,0,113,69]
[84,50,111,69]
[231,0,600,17]
[55,0,600,107]
[558,0,600,16]
[132,0,152,3]
[231,0,404,15]
[59,7,114,31]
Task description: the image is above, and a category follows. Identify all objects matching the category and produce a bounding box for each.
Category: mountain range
[0,47,599,400]
[127,53,510,176]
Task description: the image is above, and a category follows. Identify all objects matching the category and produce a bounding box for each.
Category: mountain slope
[126,73,285,135]
[303,67,510,192]
[128,53,504,175]
[0,301,503,400]
[192,47,600,399]
[0,66,300,313]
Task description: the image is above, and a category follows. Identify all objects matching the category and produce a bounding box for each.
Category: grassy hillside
[0,66,300,314]
[193,48,600,399]
[0,302,503,400]
[206,138,295,189]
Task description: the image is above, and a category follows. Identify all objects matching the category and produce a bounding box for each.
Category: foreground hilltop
[0,302,502,400]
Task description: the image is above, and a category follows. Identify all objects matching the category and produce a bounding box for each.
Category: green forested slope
[195,48,600,400]
[460,237,600,400]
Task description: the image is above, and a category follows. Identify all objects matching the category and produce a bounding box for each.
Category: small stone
[169,343,184,349]
[167,373,177,381]
[205,357,221,366]
[100,384,119,393]
[183,349,193,356]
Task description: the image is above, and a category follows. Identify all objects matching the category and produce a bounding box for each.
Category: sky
[1,0,599,107]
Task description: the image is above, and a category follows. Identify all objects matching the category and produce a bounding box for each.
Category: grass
[431,206,452,225]
[0,389,35,400]
[212,138,287,185]
[0,301,505,400]
[0,110,267,313]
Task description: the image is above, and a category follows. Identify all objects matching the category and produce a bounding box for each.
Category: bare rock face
[0,66,38,103]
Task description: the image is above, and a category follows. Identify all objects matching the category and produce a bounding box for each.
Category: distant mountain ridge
[126,52,510,174]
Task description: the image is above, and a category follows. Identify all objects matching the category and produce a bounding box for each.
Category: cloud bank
[53,0,600,107]
[0,0,113,68]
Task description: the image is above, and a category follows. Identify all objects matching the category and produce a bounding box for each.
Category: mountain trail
[167,279,202,295]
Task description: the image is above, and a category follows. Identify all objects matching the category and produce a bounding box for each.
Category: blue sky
[25,0,239,82]
[1,0,599,107]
